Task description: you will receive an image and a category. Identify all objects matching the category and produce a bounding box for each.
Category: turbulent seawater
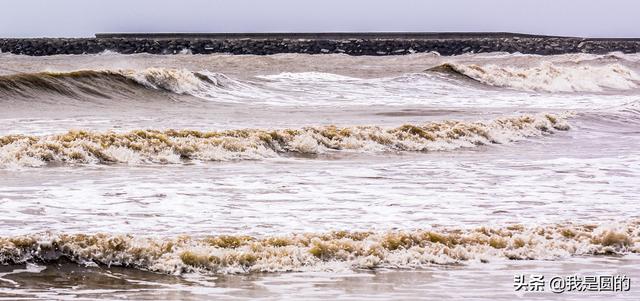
[1,51,639,300]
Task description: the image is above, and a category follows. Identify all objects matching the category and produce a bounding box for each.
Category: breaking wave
[0,113,569,167]
[1,222,637,275]
[3,63,639,106]
[0,68,238,99]
[427,62,640,92]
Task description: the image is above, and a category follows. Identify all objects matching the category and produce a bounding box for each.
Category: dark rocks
[0,36,639,56]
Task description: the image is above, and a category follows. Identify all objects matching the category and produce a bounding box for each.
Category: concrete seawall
[1,32,639,56]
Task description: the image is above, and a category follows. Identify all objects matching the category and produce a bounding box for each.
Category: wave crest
[0,68,233,99]
[1,222,637,274]
[0,113,570,167]
[427,62,640,92]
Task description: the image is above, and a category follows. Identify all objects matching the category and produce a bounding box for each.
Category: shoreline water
[2,255,639,300]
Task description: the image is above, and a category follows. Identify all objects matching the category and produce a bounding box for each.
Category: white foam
[0,113,570,168]
[0,222,636,275]
[121,68,208,94]
[257,72,360,82]
[436,62,640,92]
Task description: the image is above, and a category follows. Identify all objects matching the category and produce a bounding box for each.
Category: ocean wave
[0,68,237,99]
[0,113,570,167]
[4,64,638,107]
[0,70,138,98]
[427,62,640,92]
[1,222,637,275]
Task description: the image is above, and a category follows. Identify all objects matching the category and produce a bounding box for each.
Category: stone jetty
[1,32,639,56]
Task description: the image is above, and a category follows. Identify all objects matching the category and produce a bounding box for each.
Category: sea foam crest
[0,222,637,275]
[428,62,640,92]
[0,113,570,167]
[0,68,238,99]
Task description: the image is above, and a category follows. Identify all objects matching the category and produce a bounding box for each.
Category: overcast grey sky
[2,0,638,38]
